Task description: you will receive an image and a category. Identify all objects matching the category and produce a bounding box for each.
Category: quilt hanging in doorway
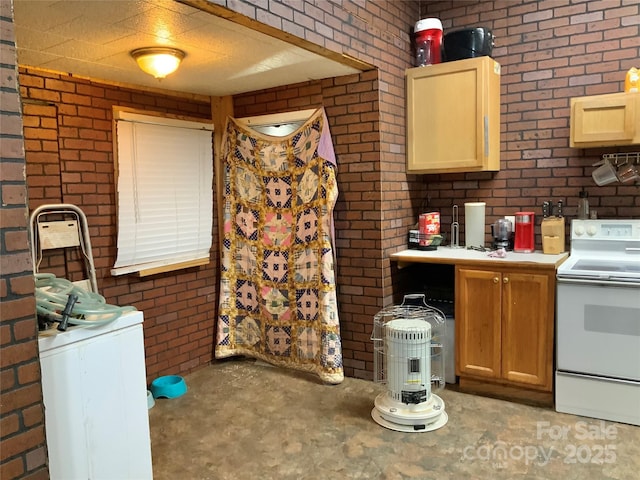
[215,107,343,384]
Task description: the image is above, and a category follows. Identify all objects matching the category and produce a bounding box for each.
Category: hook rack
[601,152,640,167]
[592,152,640,185]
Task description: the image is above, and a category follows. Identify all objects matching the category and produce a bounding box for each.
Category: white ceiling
[12,0,363,97]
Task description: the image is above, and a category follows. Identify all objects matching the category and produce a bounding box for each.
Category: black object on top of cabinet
[444,27,494,61]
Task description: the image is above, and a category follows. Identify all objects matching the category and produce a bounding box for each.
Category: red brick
[0,425,45,461]
[60,92,92,106]
[0,137,25,159]
[57,126,78,138]
[25,447,47,473]
[1,184,26,206]
[44,78,76,93]
[17,74,44,88]
[0,250,32,277]
[17,362,41,386]
[26,88,60,103]
[0,412,19,437]
[25,152,59,164]
[0,341,38,372]
[40,118,57,129]
[0,113,23,135]
[12,317,37,341]
[0,366,16,394]
[0,163,26,182]
[0,457,24,479]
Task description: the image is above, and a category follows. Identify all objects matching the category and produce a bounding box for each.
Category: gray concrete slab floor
[149,359,640,480]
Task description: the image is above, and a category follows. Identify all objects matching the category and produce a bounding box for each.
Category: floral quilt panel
[215,108,343,384]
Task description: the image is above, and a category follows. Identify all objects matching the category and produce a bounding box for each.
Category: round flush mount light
[130,47,185,79]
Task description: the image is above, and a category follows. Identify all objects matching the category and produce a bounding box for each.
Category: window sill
[111,257,210,277]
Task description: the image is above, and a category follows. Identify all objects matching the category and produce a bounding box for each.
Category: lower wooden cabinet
[455,265,555,401]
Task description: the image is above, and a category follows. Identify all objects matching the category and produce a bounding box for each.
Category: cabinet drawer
[571,92,640,147]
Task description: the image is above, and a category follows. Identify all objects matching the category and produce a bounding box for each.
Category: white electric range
[556,219,640,426]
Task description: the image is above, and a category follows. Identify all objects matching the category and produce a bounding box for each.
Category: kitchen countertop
[391,247,569,270]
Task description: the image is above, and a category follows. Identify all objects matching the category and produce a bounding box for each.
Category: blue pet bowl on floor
[150,375,187,399]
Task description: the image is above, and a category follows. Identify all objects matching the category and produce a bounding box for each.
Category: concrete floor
[149,359,640,480]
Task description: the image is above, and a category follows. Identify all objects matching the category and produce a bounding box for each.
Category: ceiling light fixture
[130,47,185,79]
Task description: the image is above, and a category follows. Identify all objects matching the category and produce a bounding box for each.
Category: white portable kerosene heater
[371,294,448,432]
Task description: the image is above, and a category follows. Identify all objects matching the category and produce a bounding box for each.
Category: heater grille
[371,302,445,389]
[370,294,449,432]
[409,357,420,373]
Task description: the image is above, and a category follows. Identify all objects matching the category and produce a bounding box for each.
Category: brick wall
[211,0,420,379]
[0,2,48,478]
[19,68,217,384]
[418,0,640,241]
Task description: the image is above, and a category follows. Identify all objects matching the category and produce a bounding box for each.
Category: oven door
[557,278,640,381]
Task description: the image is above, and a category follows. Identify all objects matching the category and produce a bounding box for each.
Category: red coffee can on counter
[419,212,440,246]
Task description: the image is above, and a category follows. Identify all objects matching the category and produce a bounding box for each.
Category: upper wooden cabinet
[406,56,501,174]
[570,92,640,147]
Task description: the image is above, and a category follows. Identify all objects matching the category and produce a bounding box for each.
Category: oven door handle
[557,276,640,287]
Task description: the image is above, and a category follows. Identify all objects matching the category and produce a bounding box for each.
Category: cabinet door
[501,271,553,389]
[406,56,500,173]
[571,92,639,147]
[456,267,502,378]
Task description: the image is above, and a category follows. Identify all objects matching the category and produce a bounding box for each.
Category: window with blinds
[111,109,213,276]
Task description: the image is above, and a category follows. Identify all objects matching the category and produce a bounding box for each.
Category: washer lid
[38,310,144,352]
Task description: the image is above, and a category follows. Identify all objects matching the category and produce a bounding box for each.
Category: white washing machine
[38,311,153,479]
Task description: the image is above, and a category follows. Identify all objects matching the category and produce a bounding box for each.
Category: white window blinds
[111,111,213,276]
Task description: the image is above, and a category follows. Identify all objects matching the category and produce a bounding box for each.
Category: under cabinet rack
[601,152,640,167]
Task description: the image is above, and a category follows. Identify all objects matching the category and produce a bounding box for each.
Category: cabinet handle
[493,277,499,283]
[503,277,509,284]
[484,116,489,157]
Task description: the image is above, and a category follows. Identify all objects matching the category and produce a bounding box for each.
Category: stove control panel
[572,219,640,241]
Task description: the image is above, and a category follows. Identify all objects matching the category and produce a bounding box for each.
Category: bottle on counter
[577,190,589,219]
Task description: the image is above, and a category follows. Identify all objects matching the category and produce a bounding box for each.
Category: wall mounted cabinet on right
[570,92,640,148]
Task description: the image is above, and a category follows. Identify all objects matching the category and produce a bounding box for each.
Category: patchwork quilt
[215,107,343,384]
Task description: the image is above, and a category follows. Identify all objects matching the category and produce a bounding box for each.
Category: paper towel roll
[465,202,486,247]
